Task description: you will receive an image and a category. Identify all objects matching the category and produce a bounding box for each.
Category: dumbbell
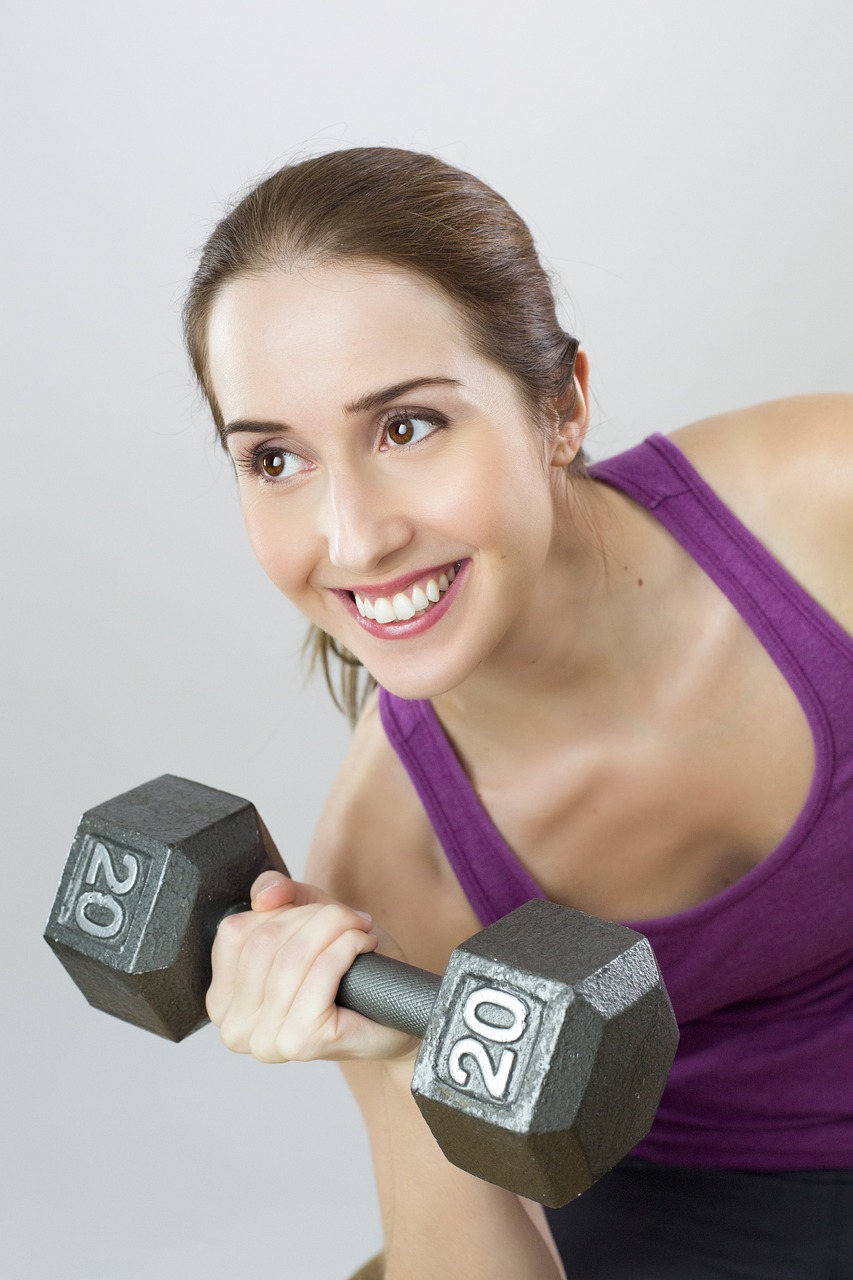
[45,774,678,1207]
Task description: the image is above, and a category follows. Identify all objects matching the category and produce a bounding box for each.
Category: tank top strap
[377,690,545,926]
[591,434,853,679]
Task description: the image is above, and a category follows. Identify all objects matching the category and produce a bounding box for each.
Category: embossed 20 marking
[447,986,529,1100]
[73,840,139,939]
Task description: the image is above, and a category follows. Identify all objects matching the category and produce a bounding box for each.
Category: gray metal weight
[45,775,678,1206]
[410,901,678,1205]
[44,775,282,1040]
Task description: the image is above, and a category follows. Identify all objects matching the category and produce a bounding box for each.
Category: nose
[322,469,413,577]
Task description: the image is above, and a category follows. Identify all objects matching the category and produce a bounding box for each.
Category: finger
[254,902,375,1026]
[207,901,317,1026]
[251,871,296,911]
[250,872,337,912]
[215,903,327,1046]
[218,902,374,1053]
[251,924,380,1063]
[206,907,256,1026]
[230,903,375,1057]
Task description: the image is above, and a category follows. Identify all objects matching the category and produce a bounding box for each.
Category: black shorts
[544,1157,853,1279]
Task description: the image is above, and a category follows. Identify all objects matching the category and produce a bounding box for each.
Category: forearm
[343,1059,567,1280]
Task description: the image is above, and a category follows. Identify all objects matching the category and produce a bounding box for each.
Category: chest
[469,599,816,923]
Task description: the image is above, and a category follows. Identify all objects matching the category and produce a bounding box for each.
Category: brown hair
[183,146,582,722]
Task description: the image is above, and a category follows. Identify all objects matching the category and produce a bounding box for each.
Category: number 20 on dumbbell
[444,982,533,1101]
[58,836,147,942]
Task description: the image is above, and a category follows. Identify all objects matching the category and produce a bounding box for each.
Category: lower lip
[337,560,469,641]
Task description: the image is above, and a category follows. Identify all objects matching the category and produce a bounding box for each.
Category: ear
[549,348,590,467]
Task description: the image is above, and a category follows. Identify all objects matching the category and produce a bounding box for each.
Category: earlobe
[549,432,581,467]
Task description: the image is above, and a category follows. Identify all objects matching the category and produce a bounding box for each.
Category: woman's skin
[204,260,853,1278]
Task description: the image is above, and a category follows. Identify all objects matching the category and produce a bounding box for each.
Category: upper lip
[336,561,461,598]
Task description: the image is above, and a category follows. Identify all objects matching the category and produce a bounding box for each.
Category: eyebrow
[221,376,463,439]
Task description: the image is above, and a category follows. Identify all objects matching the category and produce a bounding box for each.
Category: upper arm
[670,393,853,634]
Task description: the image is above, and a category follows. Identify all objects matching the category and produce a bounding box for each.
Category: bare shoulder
[304,689,480,972]
[669,392,853,475]
[669,393,853,632]
[668,393,853,511]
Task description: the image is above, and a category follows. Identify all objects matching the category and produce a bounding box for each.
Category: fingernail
[252,872,284,901]
[355,910,373,926]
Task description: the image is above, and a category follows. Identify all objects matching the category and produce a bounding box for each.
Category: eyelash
[233,442,305,485]
[233,408,449,485]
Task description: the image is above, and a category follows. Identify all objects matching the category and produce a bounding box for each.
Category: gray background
[3,2,851,1276]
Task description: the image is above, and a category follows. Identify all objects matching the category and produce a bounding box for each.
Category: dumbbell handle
[336,952,441,1040]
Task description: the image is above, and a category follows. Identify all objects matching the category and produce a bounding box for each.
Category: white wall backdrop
[3,2,851,1276]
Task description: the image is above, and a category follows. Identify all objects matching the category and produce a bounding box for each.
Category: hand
[206,871,419,1065]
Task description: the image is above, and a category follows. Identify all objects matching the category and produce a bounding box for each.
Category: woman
[191,148,853,1278]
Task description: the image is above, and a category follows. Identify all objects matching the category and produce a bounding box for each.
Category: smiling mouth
[351,562,461,624]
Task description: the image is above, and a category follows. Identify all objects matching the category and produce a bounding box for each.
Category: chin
[372,674,453,702]
[360,646,483,703]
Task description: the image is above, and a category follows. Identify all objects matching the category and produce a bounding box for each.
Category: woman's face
[206,262,584,700]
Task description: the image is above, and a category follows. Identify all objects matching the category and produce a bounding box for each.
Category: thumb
[249,870,337,913]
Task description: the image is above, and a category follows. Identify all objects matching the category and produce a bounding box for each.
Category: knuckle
[249,1029,286,1064]
[215,911,249,945]
[240,919,283,961]
[319,901,359,934]
[273,1027,310,1063]
[205,989,222,1026]
[218,1019,246,1054]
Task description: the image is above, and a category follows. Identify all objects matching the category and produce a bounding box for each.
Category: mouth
[334,560,467,639]
[354,561,461,622]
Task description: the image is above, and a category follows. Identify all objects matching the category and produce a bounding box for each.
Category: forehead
[206,262,481,420]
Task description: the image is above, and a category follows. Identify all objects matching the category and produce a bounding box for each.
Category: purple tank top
[378,433,853,1170]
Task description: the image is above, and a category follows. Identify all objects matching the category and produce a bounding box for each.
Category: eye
[233,444,309,484]
[382,413,445,449]
[260,450,289,478]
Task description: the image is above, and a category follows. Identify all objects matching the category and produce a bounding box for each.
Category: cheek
[241,501,312,600]
[431,433,551,544]
[468,446,553,553]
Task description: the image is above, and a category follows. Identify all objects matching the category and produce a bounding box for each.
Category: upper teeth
[355,565,457,624]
